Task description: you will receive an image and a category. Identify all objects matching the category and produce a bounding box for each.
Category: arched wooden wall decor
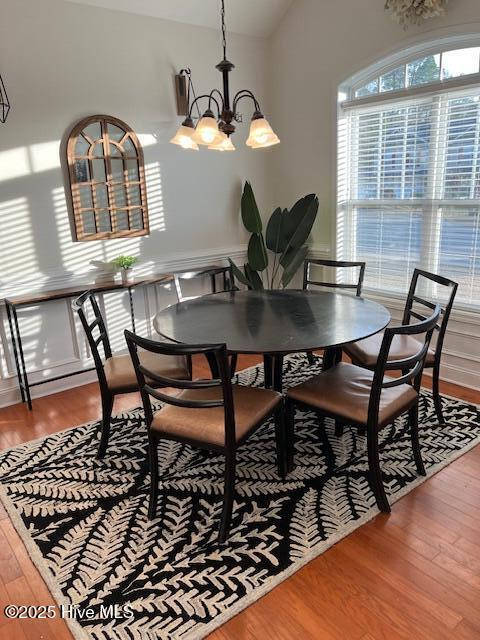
[66,115,149,241]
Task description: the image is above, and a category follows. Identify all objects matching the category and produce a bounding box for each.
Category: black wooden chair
[72,291,191,458]
[344,269,457,424]
[286,304,441,512]
[124,330,285,543]
[174,264,238,377]
[173,264,236,301]
[302,258,366,366]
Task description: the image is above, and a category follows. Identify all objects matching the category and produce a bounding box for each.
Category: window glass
[441,47,480,80]
[406,55,440,87]
[380,66,405,92]
[355,79,378,98]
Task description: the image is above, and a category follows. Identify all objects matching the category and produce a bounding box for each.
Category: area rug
[0,354,479,640]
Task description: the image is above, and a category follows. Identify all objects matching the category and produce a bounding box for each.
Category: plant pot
[121,269,134,285]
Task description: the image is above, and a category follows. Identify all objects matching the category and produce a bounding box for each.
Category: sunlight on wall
[30,140,62,173]
[0,148,30,182]
[0,135,158,184]
[103,291,133,352]
[144,161,166,235]
[0,197,38,285]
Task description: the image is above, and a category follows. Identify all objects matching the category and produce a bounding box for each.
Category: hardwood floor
[0,355,478,640]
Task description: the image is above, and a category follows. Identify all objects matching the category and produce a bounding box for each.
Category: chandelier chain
[221,0,227,60]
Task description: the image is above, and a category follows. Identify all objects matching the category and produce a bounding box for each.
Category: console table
[4,264,233,410]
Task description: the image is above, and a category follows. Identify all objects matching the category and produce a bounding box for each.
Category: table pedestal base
[263,354,284,393]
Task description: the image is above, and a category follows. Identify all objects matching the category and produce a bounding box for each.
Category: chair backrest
[72,292,112,382]
[303,259,366,297]
[124,330,236,448]
[403,268,458,365]
[368,304,441,427]
[174,265,236,302]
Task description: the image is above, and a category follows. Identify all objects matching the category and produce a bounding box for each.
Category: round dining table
[153,289,391,392]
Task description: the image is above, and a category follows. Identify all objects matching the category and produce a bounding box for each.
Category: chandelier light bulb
[170,117,199,150]
[193,110,221,145]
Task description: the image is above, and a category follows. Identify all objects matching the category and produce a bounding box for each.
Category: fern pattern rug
[0,354,479,640]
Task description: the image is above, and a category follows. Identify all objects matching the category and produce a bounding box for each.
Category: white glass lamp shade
[193,114,221,145]
[246,132,280,149]
[246,116,280,148]
[208,132,236,151]
[170,123,199,150]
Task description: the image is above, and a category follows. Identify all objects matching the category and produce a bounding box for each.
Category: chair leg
[274,404,287,479]
[148,433,159,519]
[206,353,220,379]
[335,421,344,437]
[306,351,315,366]
[285,399,295,473]
[367,426,390,513]
[97,392,114,459]
[218,449,236,543]
[409,404,426,476]
[432,364,444,425]
[229,353,238,378]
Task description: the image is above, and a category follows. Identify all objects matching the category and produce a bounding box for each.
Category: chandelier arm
[209,89,225,113]
[232,90,261,114]
[188,93,222,119]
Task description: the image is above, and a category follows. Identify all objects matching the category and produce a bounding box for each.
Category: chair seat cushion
[104,351,189,392]
[287,362,418,428]
[150,385,281,447]
[344,332,435,368]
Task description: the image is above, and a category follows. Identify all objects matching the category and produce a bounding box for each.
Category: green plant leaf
[248,234,268,271]
[244,263,264,290]
[279,197,318,270]
[281,245,309,288]
[281,194,317,247]
[265,207,287,253]
[228,258,250,287]
[288,195,319,249]
[241,181,262,234]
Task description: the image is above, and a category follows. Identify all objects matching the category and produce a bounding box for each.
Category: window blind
[338,86,480,307]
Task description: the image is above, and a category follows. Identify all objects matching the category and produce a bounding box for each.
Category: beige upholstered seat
[287,362,417,429]
[151,385,281,446]
[345,332,435,369]
[104,351,189,392]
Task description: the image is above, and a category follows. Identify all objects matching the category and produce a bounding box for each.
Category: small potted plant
[113,255,138,284]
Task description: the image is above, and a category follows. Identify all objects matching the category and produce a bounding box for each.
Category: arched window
[66,115,149,241]
[337,39,480,308]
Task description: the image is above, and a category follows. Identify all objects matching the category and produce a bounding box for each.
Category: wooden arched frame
[66,115,149,241]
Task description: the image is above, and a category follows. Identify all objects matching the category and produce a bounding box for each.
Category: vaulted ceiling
[62,0,294,38]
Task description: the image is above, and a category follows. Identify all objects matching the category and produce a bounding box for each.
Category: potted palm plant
[229,182,319,289]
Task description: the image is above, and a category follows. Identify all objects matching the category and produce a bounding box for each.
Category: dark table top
[153,289,391,354]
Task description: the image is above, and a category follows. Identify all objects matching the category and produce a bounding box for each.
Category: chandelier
[170,0,280,152]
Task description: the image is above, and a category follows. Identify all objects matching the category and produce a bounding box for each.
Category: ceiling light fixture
[170,0,279,152]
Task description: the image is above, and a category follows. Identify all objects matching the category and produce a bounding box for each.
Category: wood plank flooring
[0,355,478,640]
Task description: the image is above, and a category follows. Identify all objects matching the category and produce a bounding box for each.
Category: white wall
[269,0,480,390]
[0,0,272,406]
